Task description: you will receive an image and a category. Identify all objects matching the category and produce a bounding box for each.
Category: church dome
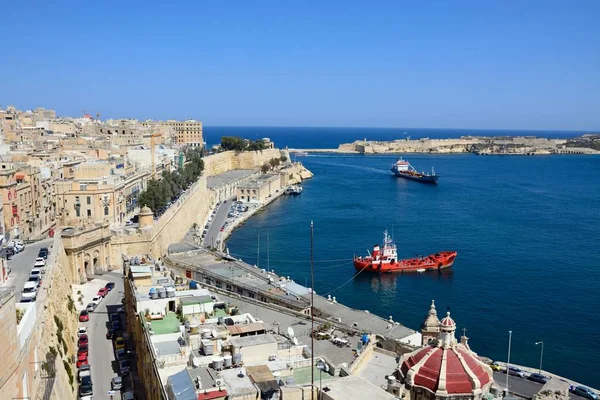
[400,345,492,395]
[440,311,456,328]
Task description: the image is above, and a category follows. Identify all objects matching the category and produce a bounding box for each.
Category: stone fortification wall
[111,175,214,263]
[203,148,285,176]
[39,235,79,400]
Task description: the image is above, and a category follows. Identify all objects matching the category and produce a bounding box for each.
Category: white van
[30,268,42,278]
[22,281,38,295]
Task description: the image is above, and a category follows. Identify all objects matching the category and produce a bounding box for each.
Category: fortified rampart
[203,148,288,176]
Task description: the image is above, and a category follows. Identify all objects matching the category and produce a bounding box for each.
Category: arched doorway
[93,250,100,273]
[84,253,92,276]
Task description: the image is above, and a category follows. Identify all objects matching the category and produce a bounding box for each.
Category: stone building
[164,119,203,147]
[393,303,493,399]
[236,174,281,204]
[61,220,112,281]
[54,160,149,226]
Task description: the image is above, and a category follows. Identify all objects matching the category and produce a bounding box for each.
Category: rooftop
[207,170,254,189]
[238,173,279,189]
[357,348,399,390]
[148,312,181,335]
[319,375,397,400]
[230,333,278,348]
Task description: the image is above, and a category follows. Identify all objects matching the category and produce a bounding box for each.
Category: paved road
[203,201,232,249]
[493,372,586,400]
[3,239,54,302]
[86,271,125,400]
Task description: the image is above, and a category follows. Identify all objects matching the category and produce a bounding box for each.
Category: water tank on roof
[284,377,295,386]
[157,287,166,298]
[202,340,214,356]
[223,355,232,368]
[189,323,200,335]
[212,356,223,371]
[166,287,176,298]
[149,288,158,299]
[232,353,242,366]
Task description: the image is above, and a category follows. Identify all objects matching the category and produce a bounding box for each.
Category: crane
[150,131,162,179]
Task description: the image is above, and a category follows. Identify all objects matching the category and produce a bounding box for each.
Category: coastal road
[203,200,232,249]
[87,271,124,400]
[3,239,54,302]
[493,372,587,400]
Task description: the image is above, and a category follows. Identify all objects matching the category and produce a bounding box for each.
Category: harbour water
[213,127,600,387]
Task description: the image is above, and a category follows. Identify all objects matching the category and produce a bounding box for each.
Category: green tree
[261,164,270,173]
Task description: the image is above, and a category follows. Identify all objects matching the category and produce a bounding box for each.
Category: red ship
[353,230,457,273]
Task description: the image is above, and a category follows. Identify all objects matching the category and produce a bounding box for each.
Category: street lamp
[316,359,329,400]
[535,341,544,374]
[505,330,512,394]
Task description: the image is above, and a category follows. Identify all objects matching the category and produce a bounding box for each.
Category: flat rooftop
[357,349,399,390]
[320,375,397,400]
[207,170,254,189]
[148,312,181,335]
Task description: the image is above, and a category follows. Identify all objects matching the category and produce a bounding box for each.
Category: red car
[76,354,88,368]
[77,345,88,356]
[79,310,89,322]
[97,287,108,297]
[78,335,88,347]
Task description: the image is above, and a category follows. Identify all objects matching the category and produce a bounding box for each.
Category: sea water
[212,127,599,386]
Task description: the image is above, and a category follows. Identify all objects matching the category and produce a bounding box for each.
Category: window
[76,209,80,217]
[87,196,91,205]
[104,206,109,216]
[87,210,91,217]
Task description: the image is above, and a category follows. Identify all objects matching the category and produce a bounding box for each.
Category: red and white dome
[400,345,492,395]
[440,311,456,327]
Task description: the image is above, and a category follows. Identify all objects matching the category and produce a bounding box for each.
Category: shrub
[63,360,74,386]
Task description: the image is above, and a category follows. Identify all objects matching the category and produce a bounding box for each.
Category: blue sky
[1,1,599,130]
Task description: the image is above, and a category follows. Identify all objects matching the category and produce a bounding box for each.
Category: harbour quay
[164,249,421,348]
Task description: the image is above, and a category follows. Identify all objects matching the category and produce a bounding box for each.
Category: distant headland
[289,134,600,155]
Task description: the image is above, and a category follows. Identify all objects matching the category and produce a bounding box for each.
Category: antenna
[287,327,295,338]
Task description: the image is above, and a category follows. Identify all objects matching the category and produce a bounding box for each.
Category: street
[2,239,54,302]
[203,200,231,249]
[493,372,587,400]
[84,271,126,400]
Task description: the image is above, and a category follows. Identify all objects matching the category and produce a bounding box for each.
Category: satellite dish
[292,337,299,346]
[287,327,295,337]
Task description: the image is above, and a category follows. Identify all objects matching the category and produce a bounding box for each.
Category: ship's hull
[353,251,457,273]
[391,169,439,183]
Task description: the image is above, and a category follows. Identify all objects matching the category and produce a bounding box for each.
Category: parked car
[106,328,115,340]
[86,303,96,312]
[527,373,550,384]
[28,275,42,288]
[571,386,598,400]
[97,287,108,297]
[116,307,125,313]
[115,349,127,361]
[91,296,102,306]
[77,345,89,356]
[112,320,122,331]
[125,219,134,226]
[105,282,115,291]
[489,361,502,371]
[22,281,38,294]
[29,268,42,279]
[79,310,90,322]
[76,354,89,368]
[20,291,37,302]
[111,376,123,390]
[503,366,527,378]
[119,360,130,375]
[38,247,49,259]
[78,335,89,347]
[114,336,126,350]
[77,327,88,337]
[111,314,121,323]
[77,364,91,382]
[79,375,93,396]
[34,257,46,268]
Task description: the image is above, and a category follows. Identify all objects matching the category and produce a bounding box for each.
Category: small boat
[353,230,457,273]
[391,158,438,183]
[294,151,309,156]
[284,185,303,195]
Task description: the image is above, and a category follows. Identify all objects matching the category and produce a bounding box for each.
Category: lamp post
[505,330,512,393]
[535,341,544,374]
[316,359,328,400]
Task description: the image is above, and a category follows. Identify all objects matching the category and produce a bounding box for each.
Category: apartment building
[164,119,203,148]
[54,160,150,226]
